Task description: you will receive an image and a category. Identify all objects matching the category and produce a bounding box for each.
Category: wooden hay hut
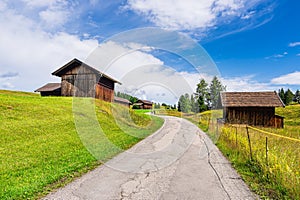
[114,96,131,107]
[35,58,121,102]
[220,91,285,128]
[133,100,153,109]
[34,83,61,96]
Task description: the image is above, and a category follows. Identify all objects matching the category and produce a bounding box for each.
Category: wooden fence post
[246,126,253,161]
[265,137,269,178]
[265,137,269,166]
[235,126,238,148]
[216,120,219,135]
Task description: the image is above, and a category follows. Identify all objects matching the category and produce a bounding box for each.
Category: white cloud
[0,6,99,91]
[271,72,300,85]
[289,42,300,47]
[85,41,163,80]
[21,0,60,8]
[125,0,271,31]
[19,0,75,29]
[39,8,70,28]
[241,10,256,19]
[222,75,275,91]
[115,65,197,104]
[0,1,7,10]
[265,52,288,59]
[125,0,230,30]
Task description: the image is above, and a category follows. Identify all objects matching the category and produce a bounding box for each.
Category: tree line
[178,76,226,113]
[278,88,300,105]
[115,91,138,104]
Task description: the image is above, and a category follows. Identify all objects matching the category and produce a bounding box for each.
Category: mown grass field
[156,106,300,199]
[0,90,163,199]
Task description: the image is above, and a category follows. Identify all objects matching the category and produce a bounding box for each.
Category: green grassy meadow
[0,90,163,199]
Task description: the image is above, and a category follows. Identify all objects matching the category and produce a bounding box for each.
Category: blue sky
[0,0,299,103]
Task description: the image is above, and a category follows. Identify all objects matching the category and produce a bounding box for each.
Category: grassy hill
[0,90,163,199]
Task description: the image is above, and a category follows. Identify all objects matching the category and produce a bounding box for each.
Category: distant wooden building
[133,100,153,109]
[220,92,285,128]
[114,96,131,107]
[34,83,61,96]
[35,58,121,102]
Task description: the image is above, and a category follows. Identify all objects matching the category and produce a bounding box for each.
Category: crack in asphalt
[200,134,232,200]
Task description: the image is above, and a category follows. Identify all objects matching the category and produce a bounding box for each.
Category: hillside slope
[0,90,163,199]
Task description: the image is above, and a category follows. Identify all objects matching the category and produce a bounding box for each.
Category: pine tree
[190,94,199,113]
[196,79,208,112]
[294,90,300,103]
[184,93,191,113]
[209,76,226,109]
[284,89,294,105]
[279,88,285,103]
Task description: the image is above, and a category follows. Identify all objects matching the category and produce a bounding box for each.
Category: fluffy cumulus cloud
[0,1,98,90]
[20,0,77,29]
[85,41,192,103]
[125,0,274,32]
[271,71,300,85]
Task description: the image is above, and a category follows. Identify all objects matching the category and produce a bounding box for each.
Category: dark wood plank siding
[224,107,283,127]
[40,89,61,97]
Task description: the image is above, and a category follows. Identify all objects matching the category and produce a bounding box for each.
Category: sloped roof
[35,83,61,92]
[137,99,153,105]
[220,91,285,107]
[52,58,121,84]
[114,96,131,104]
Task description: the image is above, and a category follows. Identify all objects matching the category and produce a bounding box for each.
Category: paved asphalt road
[44,116,258,200]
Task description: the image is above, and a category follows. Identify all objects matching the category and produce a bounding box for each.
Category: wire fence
[209,121,300,199]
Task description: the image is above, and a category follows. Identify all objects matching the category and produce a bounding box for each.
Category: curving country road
[44,116,258,200]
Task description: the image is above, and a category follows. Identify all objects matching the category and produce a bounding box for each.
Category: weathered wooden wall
[95,84,114,102]
[224,107,283,128]
[60,65,115,102]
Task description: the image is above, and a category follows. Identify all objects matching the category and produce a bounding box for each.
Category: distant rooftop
[35,83,61,92]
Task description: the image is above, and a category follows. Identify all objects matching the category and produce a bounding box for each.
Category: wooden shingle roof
[220,91,285,107]
[137,99,153,105]
[35,83,61,92]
